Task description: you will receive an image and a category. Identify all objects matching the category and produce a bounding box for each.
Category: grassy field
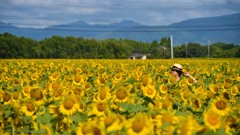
[0,59,239,135]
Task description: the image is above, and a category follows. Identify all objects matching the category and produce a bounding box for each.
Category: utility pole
[170,35,173,59]
[186,42,188,58]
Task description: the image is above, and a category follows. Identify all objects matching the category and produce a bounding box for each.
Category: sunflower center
[162,101,171,109]
[132,119,144,133]
[75,75,81,83]
[23,87,30,93]
[207,115,219,126]
[183,92,189,99]
[142,78,148,86]
[27,103,35,112]
[100,78,105,84]
[115,74,121,79]
[194,99,200,108]
[97,102,106,112]
[214,87,219,93]
[30,89,43,101]
[52,73,57,79]
[3,92,11,102]
[85,83,90,89]
[223,92,230,100]
[162,85,168,91]
[14,79,19,84]
[104,116,114,127]
[147,88,154,95]
[92,126,101,135]
[52,83,59,90]
[224,83,230,89]
[215,100,226,110]
[63,100,74,110]
[116,89,127,100]
[13,91,19,100]
[99,90,107,100]
[53,90,61,98]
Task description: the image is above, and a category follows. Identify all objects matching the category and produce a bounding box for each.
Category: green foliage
[0,32,239,58]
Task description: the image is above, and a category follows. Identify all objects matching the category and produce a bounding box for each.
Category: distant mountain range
[1,13,240,45]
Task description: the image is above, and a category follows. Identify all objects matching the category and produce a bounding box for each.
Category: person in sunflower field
[170,63,197,83]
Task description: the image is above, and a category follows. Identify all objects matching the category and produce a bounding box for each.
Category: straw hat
[170,63,183,72]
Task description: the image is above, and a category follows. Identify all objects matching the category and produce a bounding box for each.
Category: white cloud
[0,0,239,28]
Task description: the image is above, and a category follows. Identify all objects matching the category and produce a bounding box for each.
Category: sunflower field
[0,59,239,135]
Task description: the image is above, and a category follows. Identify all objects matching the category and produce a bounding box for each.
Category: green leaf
[68,113,88,122]
[236,97,240,104]
[39,80,47,89]
[37,113,52,124]
[31,129,46,134]
[126,77,135,84]
[217,127,226,135]
[4,110,12,117]
[116,102,148,113]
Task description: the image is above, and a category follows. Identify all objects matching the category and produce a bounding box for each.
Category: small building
[128,53,150,60]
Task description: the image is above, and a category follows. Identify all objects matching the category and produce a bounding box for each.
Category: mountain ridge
[0,13,240,45]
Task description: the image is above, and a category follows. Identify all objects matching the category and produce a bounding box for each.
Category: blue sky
[1,0,240,28]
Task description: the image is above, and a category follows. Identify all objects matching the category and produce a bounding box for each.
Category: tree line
[0,32,239,59]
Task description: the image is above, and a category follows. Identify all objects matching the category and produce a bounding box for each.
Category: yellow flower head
[126,114,153,135]
[203,110,222,132]
[211,97,231,116]
[59,97,79,116]
[142,85,156,99]
[160,84,168,94]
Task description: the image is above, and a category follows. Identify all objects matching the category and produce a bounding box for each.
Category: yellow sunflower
[89,101,109,117]
[114,87,129,102]
[20,100,37,116]
[40,123,53,135]
[76,67,83,74]
[169,75,178,84]
[159,84,168,94]
[94,86,111,102]
[177,116,197,135]
[94,77,106,87]
[58,97,79,116]
[210,97,231,116]
[186,78,194,86]
[49,72,59,81]
[142,85,156,99]
[160,110,179,125]
[12,90,21,103]
[161,95,173,110]
[73,75,84,86]
[76,121,105,135]
[81,81,91,92]
[102,113,125,133]
[209,84,219,94]
[141,76,153,87]
[203,110,222,132]
[224,78,233,84]
[126,114,153,135]
[30,87,45,105]
[222,82,231,90]
[180,89,191,102]
[230,85,238,96]
[189,97,202,112]
[2,91,12,104]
